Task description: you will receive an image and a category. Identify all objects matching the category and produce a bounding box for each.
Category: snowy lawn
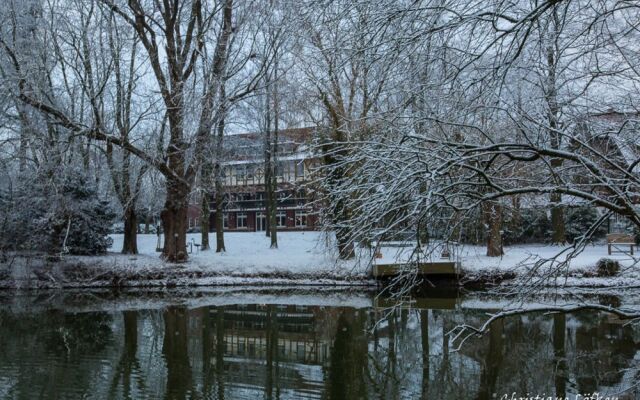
[107,231,366,276]
[460,243,636,271]
[372,240,639,286]
[106,232,639,285]
[4,232,636,289]
[459,243,639,287]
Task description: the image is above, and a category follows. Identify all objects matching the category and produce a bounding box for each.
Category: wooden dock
[372,261,461,278]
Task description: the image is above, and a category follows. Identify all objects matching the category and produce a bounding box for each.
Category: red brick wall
[248,211,256,231]
[286,210,295,228]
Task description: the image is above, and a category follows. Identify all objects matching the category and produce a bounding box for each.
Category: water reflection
[0,292,638,399]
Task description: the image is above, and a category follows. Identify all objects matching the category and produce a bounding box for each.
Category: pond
[0,289,638,399]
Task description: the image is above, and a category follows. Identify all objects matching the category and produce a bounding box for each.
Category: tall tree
[1,0,236,261]
[297,1,402,259]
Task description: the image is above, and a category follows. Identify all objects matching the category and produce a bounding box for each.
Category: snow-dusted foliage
[0,0,639,268]
[311,0,640,262]
[1,169,114,255]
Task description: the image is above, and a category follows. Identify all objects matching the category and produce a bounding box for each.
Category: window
[295,161,304,178]
[276,162,284,179]
[288,160,296,179]
[277,211,286,227]
[223,213,229,229]
[235,166,246,183]
[295,211,307,227]
[297,343,306,361]
[237,212,247,228]
[246,165,255,184]
[256,212,266,231]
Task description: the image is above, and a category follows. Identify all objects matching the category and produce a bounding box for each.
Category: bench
[607,233,635,255]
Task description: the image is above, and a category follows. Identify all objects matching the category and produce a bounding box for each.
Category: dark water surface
[0,289,638,399]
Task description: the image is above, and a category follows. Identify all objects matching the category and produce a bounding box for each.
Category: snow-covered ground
[2,232,637,289]
[103,232,639,286]
[107,231,366,276]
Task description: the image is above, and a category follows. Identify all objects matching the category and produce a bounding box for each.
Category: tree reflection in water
[162,307,193,399]
[0,293,638,399]
[108,311,147,399]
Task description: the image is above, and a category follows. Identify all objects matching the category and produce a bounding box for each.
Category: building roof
[577,111,640,174]
[223,127,318,164]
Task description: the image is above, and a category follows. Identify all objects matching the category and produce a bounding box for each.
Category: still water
[0,289,638,399]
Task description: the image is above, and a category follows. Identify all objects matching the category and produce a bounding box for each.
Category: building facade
[208,127,321,232]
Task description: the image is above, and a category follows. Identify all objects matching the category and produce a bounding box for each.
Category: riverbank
[1,285,639,313]
[0,232,637,289]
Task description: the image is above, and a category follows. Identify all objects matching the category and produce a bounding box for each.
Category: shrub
[503,207,550,245]
[2,169,114,256]
[596,258,620,277]
[564,206,607,243]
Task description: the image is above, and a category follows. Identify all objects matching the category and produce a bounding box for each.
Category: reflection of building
[208,127,322,232]
[204,304,334,395]
[220,304,330,364]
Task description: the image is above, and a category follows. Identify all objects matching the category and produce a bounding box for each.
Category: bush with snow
[1,169,114,256]
[564,206,607,243]
[596,258,620,277]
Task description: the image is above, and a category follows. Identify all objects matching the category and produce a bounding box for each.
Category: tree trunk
[122,206,138,254]
[550,193,566,244]
[269,58,280,249]
[324,128,355,260]
[215,308,225,399]
[16,101,30,172]
[553,313,567,398]
[546,11,566,245]
[484,201,503,257]
[420,310,429,400]
[123,311,137,354]
[477,319,504,400]
[264,179,272,237]
[214,102,226,253]
[215,184,225,253]
[200,192,210,251]
[268,174,278,248]
[263,77,277,246]
[335,195,355,259]
[161,178,189,262]
[163,307,192,398]
[267,136,278,248]
[264,153,272,238]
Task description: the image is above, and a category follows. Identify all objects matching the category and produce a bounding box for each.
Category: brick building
[208,127,321,232]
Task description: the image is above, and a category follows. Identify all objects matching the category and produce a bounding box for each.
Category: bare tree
[1,0,238,261]
[296,0,404,259]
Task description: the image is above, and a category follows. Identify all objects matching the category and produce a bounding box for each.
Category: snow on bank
[2,286,639,315]
[1,232,637,289]
[370,239,638,287]
[0,287,378,314]
[459,243,639,287]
